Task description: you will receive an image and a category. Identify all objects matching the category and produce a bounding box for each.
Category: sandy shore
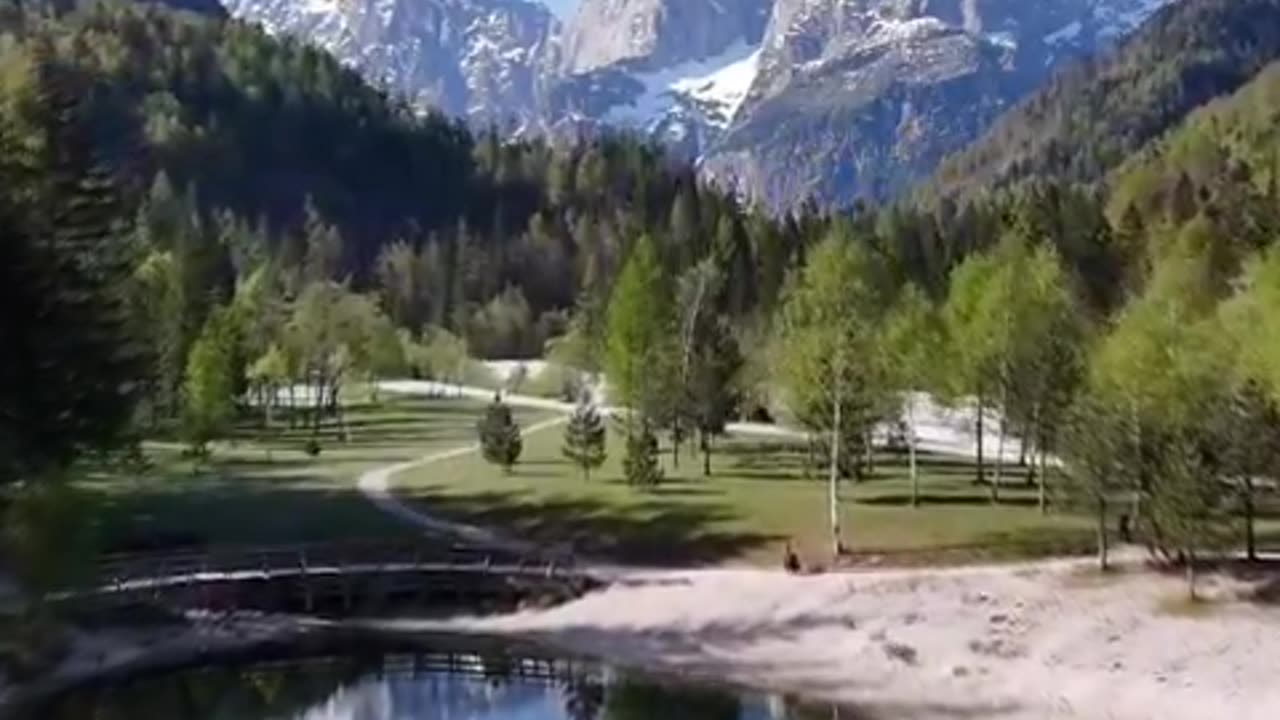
[431,557,1280,720]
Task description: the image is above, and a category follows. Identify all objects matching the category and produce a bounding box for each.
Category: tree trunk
[1097,497,1110,572]
[333,382,348,442]
[992,395,1005,505]
[702,430,712,477]
[830,395,844,558]
[1186,549,1198,601]
[907,402,919,508]
[1129,403,1143,526]
[976,391,986,486]
[1025,406,1040,489]
[149,382,161,431]
[1038,444,1049,516]
[863,425,874,480]
[1019,423,1029,467]
[671,419,681,470]
[806,434,816,480]
[1244,477,1257,561]
[310,378,325,437]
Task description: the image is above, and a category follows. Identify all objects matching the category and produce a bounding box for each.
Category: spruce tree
[477,396,522,472]
[0,47,143,484]
[623,418,663,488]
[562,399,607,481]
[688,316,742,476]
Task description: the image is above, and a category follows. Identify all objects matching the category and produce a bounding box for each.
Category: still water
[39,646,841,720]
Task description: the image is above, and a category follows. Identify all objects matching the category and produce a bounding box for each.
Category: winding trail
[355,404,568,556]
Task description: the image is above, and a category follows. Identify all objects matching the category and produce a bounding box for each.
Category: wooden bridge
[53,540,599,616]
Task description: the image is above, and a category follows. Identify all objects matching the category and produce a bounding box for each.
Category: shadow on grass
[858,493,1043,509]
[78,470,421,553]
[400,488,779,566]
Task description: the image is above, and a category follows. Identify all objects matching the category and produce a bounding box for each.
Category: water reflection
[40,650,843,720]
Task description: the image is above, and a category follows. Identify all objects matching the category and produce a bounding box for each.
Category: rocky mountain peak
[222,0,559,125]
[559,0,771,75]
[221,0,1178,211]
[701,0,1177,211]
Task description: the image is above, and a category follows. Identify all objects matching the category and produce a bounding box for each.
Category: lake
[33,639,847,720]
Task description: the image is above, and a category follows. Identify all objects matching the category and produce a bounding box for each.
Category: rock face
[220,0,559,126]
[559,0,771,74]
[539,0,772,158]
[222,0,1176,210]
[701,0,1176,211]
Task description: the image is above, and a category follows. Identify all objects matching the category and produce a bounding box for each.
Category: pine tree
[0,46,143,484]
[477,396,523,472]
[129,249,185,424]
[712,214,755,318]
[668,181,700,267]
[688,316,742,476]
[623,418,663,488]
[562,399,607,481]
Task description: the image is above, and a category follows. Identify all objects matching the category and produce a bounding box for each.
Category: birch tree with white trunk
[775,226,891,557]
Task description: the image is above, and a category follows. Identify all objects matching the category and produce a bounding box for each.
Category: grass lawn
[393,422,1099,567]
[68,391,1280,567]
[71,394,552,552]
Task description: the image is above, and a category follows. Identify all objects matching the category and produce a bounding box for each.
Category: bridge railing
[88,538,575,591]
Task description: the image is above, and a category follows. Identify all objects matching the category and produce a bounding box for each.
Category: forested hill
[2,1,474,264]
[923,0,1280,205]
[1,0,819,363]
[1108,60,1280,239]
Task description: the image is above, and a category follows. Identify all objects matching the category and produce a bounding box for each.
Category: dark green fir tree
[562,398,607,481]
[623,418,663,488]
[477,395,522,472]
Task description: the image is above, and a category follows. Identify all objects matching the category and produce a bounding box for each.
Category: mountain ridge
[219,0,1179,211]
[925,0,1280,205]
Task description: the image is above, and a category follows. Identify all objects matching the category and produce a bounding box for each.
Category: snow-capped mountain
[220,0,559,126]
[220,0,1177,210]
[536,0,771,157]
[701,0,1177,210]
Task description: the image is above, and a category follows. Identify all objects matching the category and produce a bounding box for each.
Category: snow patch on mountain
[867,16,951,45]
[1045,20,1084,45]
[603,40,761,130]
[674,47,762,128]
[1094,0,1172,39]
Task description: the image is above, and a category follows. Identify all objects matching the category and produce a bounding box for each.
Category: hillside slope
[1106,60,1280,254]
[926,0,1280,203]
